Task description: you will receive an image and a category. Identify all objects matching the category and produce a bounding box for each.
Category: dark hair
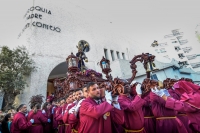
[68,90,74,93]
[2,113,11,122]
[58,98,65,102]
[33,103,41,114]
[86,82,96,90]
[42,102,51,111]
[2,113,11,132]
[82,85,87,91]
[17,104,26,112]
[75,88,82,92]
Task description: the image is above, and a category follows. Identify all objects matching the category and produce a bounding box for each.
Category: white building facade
[15,1,200,105]
[151,29,200,72]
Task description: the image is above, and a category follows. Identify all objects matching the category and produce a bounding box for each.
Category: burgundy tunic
[11,112,32,133]
[55,107,65,133]
[27,110,48,133]
[166,97,200,132]
[168,88,192,133]
[65,103,76,133]
[150,92,188,133]
[52,106,58,129]
[43,109,53,133]
[79,97,116,133]
[142,92,156,133]
[118,95,145,133]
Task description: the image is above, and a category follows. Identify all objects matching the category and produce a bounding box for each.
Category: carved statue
[76,40,90,71]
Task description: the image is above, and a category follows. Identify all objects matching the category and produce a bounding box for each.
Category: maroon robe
[27,110,48,133]
[55,106,65,133]
[64,103,76,133]
[142,92,156,133]
[168,88,192,133]
[150,92,188,133]
[43,109,53,133]
[166,97,200,132]
[11,112,32,133]
[79,97,123,133]
[52,106,58,129]
[118,95,145,133]
[68,104,79,133]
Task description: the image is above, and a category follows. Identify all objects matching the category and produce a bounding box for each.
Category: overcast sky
[0,0,200,52]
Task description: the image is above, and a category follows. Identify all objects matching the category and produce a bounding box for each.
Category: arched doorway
[47,62,68,97]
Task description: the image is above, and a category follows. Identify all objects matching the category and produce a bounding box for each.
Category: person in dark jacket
[2,113,13,133]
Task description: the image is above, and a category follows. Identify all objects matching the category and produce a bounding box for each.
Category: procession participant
[118,82,146,133]
[55,98,66,133]
[11,104,34,133]
[52,100,59,133]
[100,81,124,133]
[139,79,156,133]
[161,80,200,132]
[164,79,192,133]
[72,91,77,104]
[150,80,188,133]
[68,88,84,133]
[79,82,124,133]
[63,93,75,133]
[82,85,88,98]
[27,103,50,133]
[42,102,53,133]
[47,93,55,103]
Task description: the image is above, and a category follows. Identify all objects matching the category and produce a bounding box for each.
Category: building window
[110,50,115,61]
[104,49,108,59]
[151,74,158,80]
[175,46,181,51]
[172,30,181,36]
[186,54,196,60]
[182,47,192,53]
[178,53,185,59]
[172,41,178,43]
[155,49,160,53]
[191,62,200,68]
[160,48,166,53]
[116,51,120,59]
[122,53,125,60]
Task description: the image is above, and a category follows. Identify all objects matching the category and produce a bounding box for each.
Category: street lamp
[100,56,112,80]
[66,53,79,73]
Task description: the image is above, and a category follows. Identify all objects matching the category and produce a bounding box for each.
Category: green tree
[0,46,35,111]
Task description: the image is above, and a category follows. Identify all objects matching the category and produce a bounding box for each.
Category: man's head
[72,91,76,101]
[59,98,65,107]
[17,104,28,113]
[67,92,74,103]
[46,98,50,103]
[75,88,83,100]
[65,95,69,103]
[124,84,131,94]
[82,86,88,98]
[87,82,100,100]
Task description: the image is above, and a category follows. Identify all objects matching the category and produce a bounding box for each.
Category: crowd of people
[1,78,200,133]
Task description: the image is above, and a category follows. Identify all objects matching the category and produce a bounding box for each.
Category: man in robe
[72,91,77,104]
[118,83,146,133]
[52,100,59,132]
[55,98,66,133]
[68,88,84,133]
[158,80,200,132]
[79,82,124,133]
[11,104,34,133]
[150,82,188,133]
[27,103,50,133]
[82,86,88,98]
